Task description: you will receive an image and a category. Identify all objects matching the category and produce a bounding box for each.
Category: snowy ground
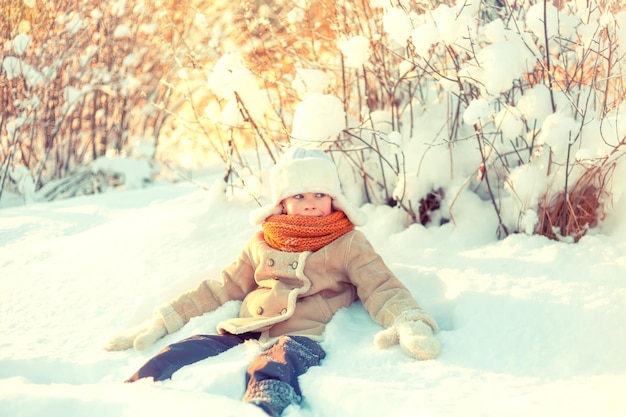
[1,170,626,417]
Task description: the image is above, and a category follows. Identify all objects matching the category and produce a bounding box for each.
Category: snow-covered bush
[4,0,626,243]
[165,0,626,242]
[0,0,180,203]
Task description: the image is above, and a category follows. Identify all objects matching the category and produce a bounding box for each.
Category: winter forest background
[3,0,626,241]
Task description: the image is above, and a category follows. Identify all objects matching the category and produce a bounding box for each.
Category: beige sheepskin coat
[156,229,437,343]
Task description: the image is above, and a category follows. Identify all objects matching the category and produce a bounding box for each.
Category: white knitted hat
[250,147,367,226]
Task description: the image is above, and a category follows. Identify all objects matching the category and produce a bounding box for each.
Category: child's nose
[303,196,316,208]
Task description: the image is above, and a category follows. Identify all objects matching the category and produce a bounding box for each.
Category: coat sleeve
[156,240,260,334]
[345,231,438,331]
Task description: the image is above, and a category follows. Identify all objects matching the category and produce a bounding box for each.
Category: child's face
[282,193,333,217]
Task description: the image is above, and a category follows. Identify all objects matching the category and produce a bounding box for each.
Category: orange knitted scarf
[262,211,354,252]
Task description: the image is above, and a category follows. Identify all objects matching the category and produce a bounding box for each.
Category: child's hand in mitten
[375,314,441,360]
[104,318,167,351]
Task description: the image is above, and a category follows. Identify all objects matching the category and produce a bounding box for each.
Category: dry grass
[537,165,614,242]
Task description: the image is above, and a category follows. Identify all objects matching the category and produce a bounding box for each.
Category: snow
[206,53,269,127]
[382,8,413,46]
[208,53,247,100]
[291,94,346,144]
[463,98,491,126]
[526,2,580,42]
[1,56,44,88]
[535,112,579,161]
[2,161,626,417]
[411,21,439,58]
[292,69,330,99]
[3,1,626,415]
[12,34,31,56]
[430,4,476,47]
[79,45,100,68]
[338,36,371,68]
[516,84,553,123]
[91,156,155,190]
[459,38,536,97]
[114,24,132,39]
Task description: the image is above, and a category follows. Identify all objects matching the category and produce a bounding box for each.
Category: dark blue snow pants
[126,333,326,416]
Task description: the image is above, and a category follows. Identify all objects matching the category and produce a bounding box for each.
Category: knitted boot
[244,379,301,417]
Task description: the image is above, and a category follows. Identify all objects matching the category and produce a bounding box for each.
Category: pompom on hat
[250,147,367,226]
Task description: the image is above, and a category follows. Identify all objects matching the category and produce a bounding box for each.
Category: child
[105,147,441,417]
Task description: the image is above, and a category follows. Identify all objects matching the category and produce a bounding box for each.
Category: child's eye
[316,193,326,198]
[293,194,304,199]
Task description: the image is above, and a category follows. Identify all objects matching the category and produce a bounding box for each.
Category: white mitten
[104,318,167,351]
[375,318,441,360]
